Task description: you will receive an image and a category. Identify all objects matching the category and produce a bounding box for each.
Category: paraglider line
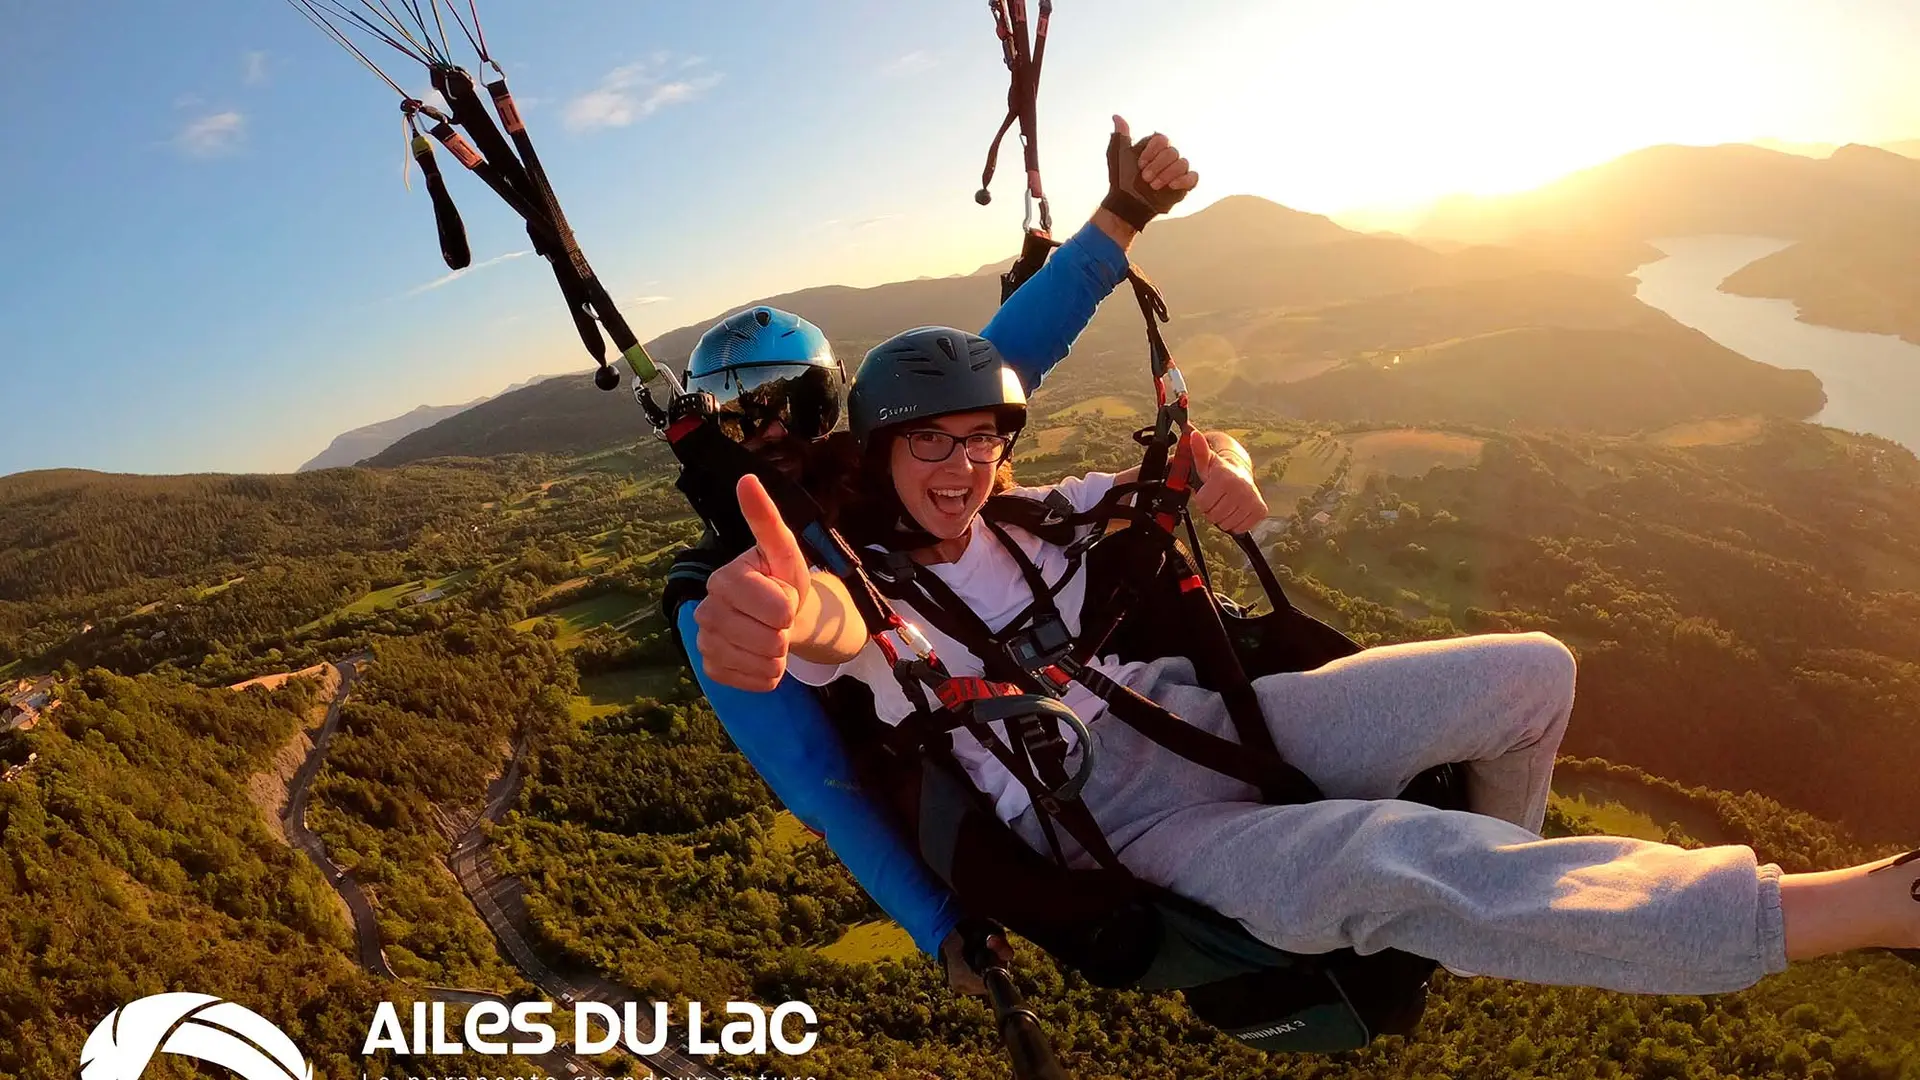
[286,0,413,97]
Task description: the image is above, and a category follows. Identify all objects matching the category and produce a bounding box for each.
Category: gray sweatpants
[1009,632,1789,994]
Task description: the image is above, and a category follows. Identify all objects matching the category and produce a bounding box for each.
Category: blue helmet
[686,307,844,442]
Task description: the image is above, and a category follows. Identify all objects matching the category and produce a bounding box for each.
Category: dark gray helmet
[847,327,1028,448]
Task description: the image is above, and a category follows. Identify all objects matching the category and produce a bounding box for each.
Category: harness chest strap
[872,518,1322,803]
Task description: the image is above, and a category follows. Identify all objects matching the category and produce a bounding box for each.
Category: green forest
[2,386,1917,1077]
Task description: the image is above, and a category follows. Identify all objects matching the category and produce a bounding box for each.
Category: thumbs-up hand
[1187,429,1267,535]
[695,474,814,692]
[1103,114,1197,232]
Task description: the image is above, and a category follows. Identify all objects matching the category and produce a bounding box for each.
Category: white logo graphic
[82,992,313,1080]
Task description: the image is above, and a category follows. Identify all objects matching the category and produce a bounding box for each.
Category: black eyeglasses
[902,429,1016,464]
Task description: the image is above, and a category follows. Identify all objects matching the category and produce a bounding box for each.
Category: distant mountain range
[305,136,1920,474]
[1403,141,1920,346]
[299,402,480,472]
[1751,137,1920,160]
[297,377,555,471]
[364,193,1814,467]
[1415,142,1920,245]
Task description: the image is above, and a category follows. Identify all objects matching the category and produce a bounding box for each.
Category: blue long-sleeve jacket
[676,222,1131,955]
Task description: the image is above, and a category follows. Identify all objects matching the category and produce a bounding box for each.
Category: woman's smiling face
[888,410,1006,542]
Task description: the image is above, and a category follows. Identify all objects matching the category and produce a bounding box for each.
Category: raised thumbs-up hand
[1103,114,1198,232]
[695,474,816,692]
[1187,429,1267,535]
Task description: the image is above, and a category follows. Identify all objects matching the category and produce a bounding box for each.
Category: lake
[1631,235,1920,453]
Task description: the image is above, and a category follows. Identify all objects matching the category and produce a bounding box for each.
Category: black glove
[1101,131,1188,230]
[948,916,1013,985]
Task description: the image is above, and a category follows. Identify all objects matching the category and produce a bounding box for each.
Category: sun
[1148,0,1798,217]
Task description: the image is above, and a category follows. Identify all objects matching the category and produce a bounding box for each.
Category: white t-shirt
[788,472,1149,823]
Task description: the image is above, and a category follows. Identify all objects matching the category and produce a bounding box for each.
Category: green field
[342,580,428,616]
[816,920,917,964]
[1294,526,1492,621]
[338,569,474,618]
[1055,395,1142,420]
[1269,434,1348,506]
[767,810,819,853]
[577,530,625,569]
[1547,792,1668,843]
[569,665,683,720]
[516,590,652,647]
[1026,426,1076,456]
[1554,770,1734,846]
[1344,428,1485,487]
[565,446,656,479]
[195,576,247,599]
[1649,415,1766,448]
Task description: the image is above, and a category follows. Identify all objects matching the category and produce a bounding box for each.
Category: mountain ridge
[297,375,562,471]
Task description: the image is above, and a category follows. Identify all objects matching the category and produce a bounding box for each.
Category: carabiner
[1023,190,1053,235]
[893,620,938,664]
[1162,364,1189,402]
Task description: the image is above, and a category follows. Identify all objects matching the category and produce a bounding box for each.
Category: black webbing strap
[406,117,469,269]
[874,523,1318,804]
[426,65,651,386]
[978,1,1052,221]
[870,553,1118,869]
[982,0,1055,303]
[1235,531,1299,616]
[1066,662,1315,802]
[1002,229,1057,304]
[1161,544,1317,804]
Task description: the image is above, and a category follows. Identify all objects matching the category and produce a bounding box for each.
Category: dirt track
[277,656,713,1078]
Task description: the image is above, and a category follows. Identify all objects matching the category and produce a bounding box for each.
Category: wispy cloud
[854,214,901,230]
[404,250,533,297]
[630,295,670,306]
[564,59,721,132]
[174,111,246,157]
[881,50,936,78]
[243,50,270,86]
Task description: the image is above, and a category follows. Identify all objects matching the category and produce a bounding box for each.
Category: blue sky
[4,0,1919,476]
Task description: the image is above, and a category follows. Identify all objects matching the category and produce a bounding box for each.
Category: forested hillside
[4,386,1917,1074]
[0,462,541,668]
[0,671,544,1077]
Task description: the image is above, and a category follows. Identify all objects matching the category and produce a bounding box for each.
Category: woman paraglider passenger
[694,325,1919,1006]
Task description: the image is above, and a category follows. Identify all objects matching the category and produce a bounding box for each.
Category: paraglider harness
[868,6,1468,1050]
[813,266,1464,1055]
[663,1,1466,1060]
[295,0,1465,1060]
[653,232,1464,1064]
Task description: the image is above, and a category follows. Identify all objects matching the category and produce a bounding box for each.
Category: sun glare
[1145,0,1845,219]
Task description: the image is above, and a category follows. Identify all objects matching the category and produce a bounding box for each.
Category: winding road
[280,657,717,1079]
[281,656,395,979]
[450,738,717,1080]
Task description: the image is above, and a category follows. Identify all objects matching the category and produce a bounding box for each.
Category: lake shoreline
[1631,235,1920,454]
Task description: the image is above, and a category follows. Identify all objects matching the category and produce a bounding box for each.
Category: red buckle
[1038,665,1074,693]
[665,416,703,444]
[1177,574,1206,593]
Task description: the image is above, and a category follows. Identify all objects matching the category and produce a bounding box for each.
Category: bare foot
[1782,850,1920,961]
